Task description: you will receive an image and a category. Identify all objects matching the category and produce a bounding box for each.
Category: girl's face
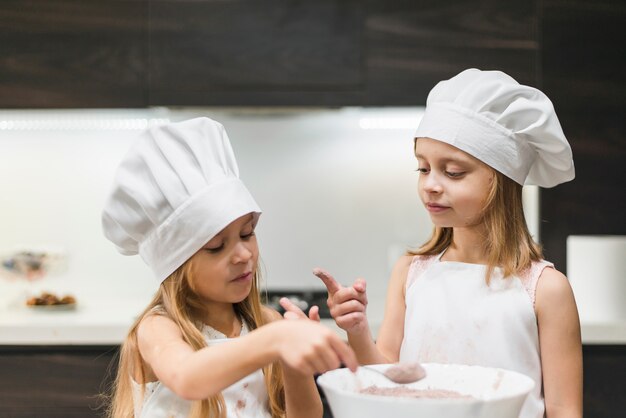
[188,213,259,306]
[415,138,495,228]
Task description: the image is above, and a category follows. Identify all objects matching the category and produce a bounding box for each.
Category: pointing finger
[279,297,307,320]
[331,338,358,372]
[313,267,342,295]
[283,311,301,320]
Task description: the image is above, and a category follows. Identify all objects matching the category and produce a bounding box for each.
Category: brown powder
[360,385,473,399]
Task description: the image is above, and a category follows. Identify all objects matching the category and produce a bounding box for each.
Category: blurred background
[0,1,624,417]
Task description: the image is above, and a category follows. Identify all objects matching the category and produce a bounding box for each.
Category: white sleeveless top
[132,322,272,418]
[399,253,553,418]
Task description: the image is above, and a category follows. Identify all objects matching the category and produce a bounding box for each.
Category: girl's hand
[313,267,369,335]
[274,320,358,374]
[279,297,321,322]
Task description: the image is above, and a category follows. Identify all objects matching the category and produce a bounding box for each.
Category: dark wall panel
[148,0,363,106]
[540,0,626,271]
[0,346,118,418]
[363,0,539,105]
[0,0,540,107]
[0,0,148,108]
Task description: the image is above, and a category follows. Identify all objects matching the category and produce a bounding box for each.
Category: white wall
[0,108,539,324]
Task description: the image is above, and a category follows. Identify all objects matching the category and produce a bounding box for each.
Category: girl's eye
[445,171,465,178]
[241,231,255,240]
[415,167,429,174]
[205,245,224,254]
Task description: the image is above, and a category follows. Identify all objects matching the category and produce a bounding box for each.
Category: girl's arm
[136,313,356,401]
[371,255,412,363]
[317,255,411,364]
[263,306,323,418]
[535,267,583,418]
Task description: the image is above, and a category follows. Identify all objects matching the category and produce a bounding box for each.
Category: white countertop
[1,300,625,345]
[0,298,146,345]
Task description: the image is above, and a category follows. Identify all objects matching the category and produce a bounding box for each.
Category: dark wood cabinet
[0,344,624,417]
[361,0,539,105]
[0,346,118,418]
[538,0,626,272]
[0,0,148,108]
[148,0,364,106]
[1,0,538,107]
[147,0,539,106]
[582,345,626,418]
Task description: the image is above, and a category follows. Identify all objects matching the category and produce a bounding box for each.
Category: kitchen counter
[1,300,624,345]
[0,298,146,345]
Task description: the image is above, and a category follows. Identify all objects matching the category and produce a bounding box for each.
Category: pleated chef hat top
[415,68,575,187]
[102,117,261,282]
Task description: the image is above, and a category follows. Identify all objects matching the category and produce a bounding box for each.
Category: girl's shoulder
[391,254,416,279]
[535,265,571,302]
[261,305,283,323]
[137,311,182,343]
[389,254,428,296]
[516,260,571,312]
[404,253,439,290]
[393,253,438,271]
[408,253,438,269]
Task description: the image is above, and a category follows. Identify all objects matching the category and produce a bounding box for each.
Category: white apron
[399,253,553,418]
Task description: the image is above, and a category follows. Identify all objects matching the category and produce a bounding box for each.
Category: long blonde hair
[410,170,543,282]
[105,260,285,418]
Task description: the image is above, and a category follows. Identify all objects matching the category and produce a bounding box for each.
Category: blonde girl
[316,69,583,418]
[102,118,356,418]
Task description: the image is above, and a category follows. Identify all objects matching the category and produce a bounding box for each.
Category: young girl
[101,117,356,418]
[316,69,583,418]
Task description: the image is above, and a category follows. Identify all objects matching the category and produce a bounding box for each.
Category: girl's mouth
[426,203,450,213]
[233,272,252,282]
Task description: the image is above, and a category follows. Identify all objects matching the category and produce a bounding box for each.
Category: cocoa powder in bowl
[360,385,473,400]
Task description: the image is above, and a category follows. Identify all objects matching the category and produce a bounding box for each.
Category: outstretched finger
[313,267,342,295]
[283,311,301,320]
[308,305,321,322]
[279,297,307,320]
[331,337,358,372]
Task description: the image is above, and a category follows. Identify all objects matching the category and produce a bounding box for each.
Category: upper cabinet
[362,0,538,105]
[0,0,538,108]
[148,0,363,106]
[0,0,148,108]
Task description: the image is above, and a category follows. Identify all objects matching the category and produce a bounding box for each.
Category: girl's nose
[231,241,253,264]
[421,173,443,193]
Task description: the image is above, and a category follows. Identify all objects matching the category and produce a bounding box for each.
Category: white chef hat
[102,117,261,282]
[414,68,574,187]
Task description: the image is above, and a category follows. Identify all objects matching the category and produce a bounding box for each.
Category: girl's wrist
[257,320,285,363]
[347,325,371,340]
[347,325,376,358]
[346,316,371,336]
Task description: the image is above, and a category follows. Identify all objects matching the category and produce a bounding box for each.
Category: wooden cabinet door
[148,0,363,106]
[148,0,538,106]
[0,0,540,107]
[0,1,147,108]
[0,346,118,418]
[362,0,539,105]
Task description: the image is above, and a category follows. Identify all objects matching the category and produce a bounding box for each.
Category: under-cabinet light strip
[0,118,171,131]
[358,116,419,130]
